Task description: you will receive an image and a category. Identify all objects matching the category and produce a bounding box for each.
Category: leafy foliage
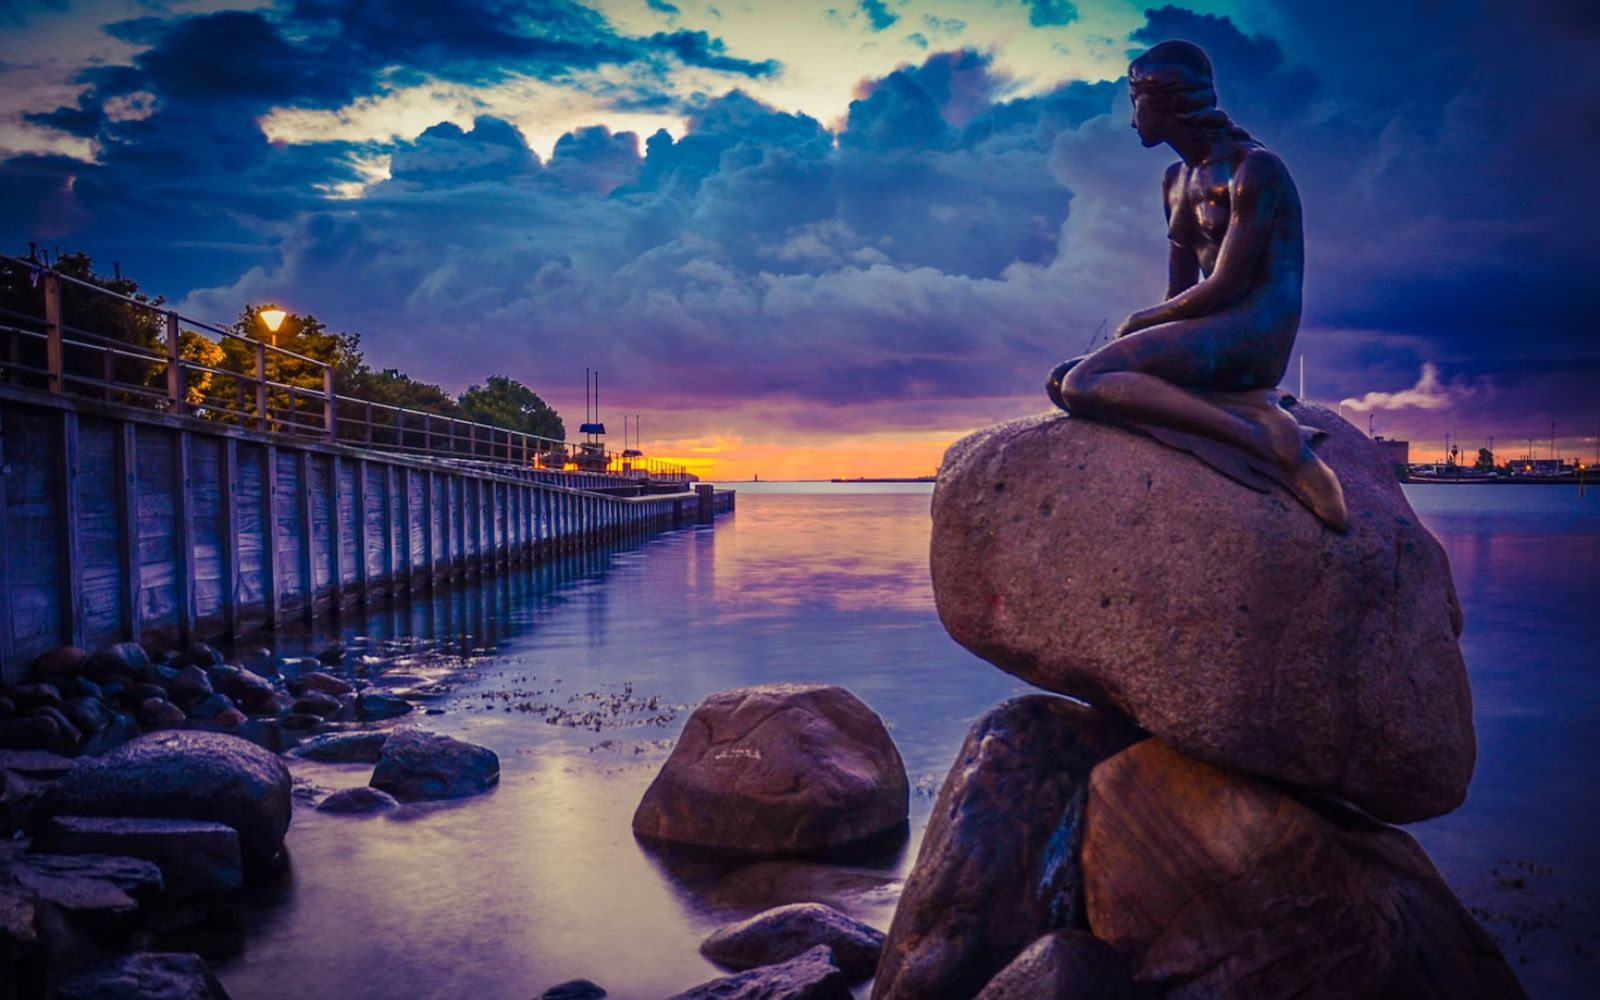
[458,375,564,442]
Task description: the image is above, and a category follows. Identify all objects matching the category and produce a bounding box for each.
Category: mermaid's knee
[1058,365,1099,414]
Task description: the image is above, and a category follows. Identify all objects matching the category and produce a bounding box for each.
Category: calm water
[214,482,1600,1000]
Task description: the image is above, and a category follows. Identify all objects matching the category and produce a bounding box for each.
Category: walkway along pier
[0,255,733,679]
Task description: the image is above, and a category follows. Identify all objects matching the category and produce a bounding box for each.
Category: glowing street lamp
[258,307,287,343]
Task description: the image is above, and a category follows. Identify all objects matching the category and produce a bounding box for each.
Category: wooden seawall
[0,385,732,680]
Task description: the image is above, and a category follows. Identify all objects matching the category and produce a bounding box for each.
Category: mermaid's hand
[1116,307,1164,338]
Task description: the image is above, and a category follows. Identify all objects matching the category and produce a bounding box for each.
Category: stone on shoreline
[83,643,151,681]
[316,786,400,814]
[291,731,390,763]
[40,731,292,877]
[930,406,1475,823]
[27,646,87,683]
[701,902,884,982]
[633,684,908,857]
[356,692,413,721]
[369,729,499,801]
[1083,739,1527,1000]
[538,980,607,1000]
[667,944,850,1000]
[288,672,354,697]
[35,816,242,899]
[8,850,164,918]
[54,951,232,1000]
[872,696,1142,1000]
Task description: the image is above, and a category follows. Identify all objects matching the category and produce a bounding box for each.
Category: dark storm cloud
[22,98,102,138]
[645,30,779,77]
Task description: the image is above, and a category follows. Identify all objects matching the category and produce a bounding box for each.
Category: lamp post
[257,307,286,431]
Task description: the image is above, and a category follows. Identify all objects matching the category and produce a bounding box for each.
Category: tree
[345,367,460,417]
[1475,447,1495,470]
[0,249,169,401]
[458,376,565,441]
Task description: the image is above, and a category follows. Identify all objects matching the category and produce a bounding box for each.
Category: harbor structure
[0,254,732,679]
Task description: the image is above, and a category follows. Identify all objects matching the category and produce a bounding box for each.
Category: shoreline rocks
[930,406,1475,824]
[667,944,851,1000]
[634,684,909,858]
[1083,739,1527,1000]
[1,638,422,775]
[701,902,884,983]
[872,696,1143,1000]
[39,731,291,877]
[369,728,499,802]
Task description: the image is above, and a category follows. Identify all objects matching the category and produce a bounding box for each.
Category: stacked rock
[880,405,1527,999]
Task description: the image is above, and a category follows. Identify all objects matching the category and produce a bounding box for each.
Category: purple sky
[3,1,1597,471]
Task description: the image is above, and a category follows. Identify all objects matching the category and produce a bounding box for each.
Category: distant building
[1510,458,1573,477]
[1372,436,1409,475]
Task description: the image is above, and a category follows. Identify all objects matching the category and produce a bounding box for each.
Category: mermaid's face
[1130,90,1165,148]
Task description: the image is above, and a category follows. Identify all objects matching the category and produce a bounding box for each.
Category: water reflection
[214,483,1597,1000]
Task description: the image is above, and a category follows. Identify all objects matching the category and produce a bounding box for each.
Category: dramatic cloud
[1,0,1596,465]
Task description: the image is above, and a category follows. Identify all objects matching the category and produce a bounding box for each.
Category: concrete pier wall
[0,385,730,679]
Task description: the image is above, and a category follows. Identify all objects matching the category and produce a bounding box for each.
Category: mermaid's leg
[1057,318,1348,531]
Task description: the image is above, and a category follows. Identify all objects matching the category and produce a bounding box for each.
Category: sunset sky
[3,0,1596,478]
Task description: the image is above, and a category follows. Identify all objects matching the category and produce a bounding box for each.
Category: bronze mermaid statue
[1047,40,1348,532]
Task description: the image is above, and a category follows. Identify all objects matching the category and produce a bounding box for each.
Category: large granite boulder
[1082,739,1527,1000]
[873,696,1142,1000]
[930,406,1474,823]
[633,685,908,857]
[702,902,884,982]
[39,731,291,876]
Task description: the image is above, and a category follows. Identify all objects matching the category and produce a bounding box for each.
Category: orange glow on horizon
[645,431,963,481]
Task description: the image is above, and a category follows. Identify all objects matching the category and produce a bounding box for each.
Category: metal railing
[331,395,690,482]
[0,253,689,484]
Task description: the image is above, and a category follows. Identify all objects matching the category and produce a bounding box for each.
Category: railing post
[468,421,476,459]
[365,400,374,445]
[255,340,269,432]
[166,312,183,414]
[324,367,336,442]
[44,272,64,393]
[423,412,432,454]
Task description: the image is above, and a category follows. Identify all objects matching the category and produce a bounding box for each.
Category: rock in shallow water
[873,695,1142,1000]
[667,944,850,1000]
[633,684,908,857]
[1083,739,1527,1000]
[291,731,390,763]
[538,980,607,999]
[316,786,400,815]
[40,731,291,876]
[702,902,884,983]
[369,729,498,801]
[930,406,1475,824]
